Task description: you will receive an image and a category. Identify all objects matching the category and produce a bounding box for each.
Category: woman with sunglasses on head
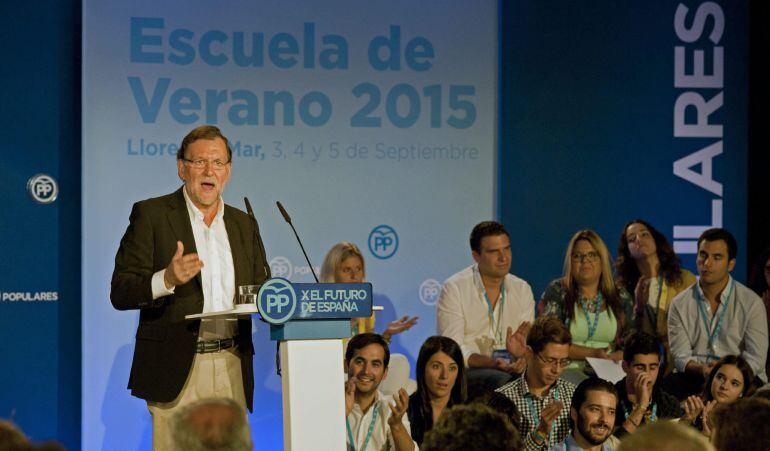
[679,355,755,438]
[615,219,696,374]
[407,336,467,446]
[539,230,634,384]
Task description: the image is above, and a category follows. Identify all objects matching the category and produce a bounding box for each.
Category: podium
[256,278,373,451]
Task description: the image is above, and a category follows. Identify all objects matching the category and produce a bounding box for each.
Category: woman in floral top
[538,230,634,384]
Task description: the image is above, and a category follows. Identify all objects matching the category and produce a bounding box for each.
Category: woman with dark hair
[680,355,755,438]
[407,336,467,446]
[615,219,696,373]
[539,230,634,383]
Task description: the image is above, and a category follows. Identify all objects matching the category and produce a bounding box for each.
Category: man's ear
[471,250,480,264]
[728,258,736,272]
[621,361,629,374]
[570,406,577,424]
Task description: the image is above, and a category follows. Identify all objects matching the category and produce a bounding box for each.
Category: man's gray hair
[171,398,252,451]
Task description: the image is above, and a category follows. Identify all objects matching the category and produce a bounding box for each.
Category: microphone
[275,201,319,283]
[244,197,271,280]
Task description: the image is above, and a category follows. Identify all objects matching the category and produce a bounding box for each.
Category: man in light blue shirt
[666,228,768,399]
[548,378,619,451]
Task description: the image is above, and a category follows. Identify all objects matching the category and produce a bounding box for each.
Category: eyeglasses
[182,158,230,171]
[571,251,599,262]
[536,353,571,368]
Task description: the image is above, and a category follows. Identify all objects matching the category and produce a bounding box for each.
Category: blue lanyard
[525,383,561,436]
[346,401,379,451]
[578,293,603,340]
[695,279,734,360]
[483,284,505,345]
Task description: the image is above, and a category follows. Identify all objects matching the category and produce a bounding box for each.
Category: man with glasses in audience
[111,125,270,450]
[497,317,575,451]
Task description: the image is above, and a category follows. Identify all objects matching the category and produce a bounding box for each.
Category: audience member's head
[524,316,572,388]
[561,230,624,324]
[473,390,522,432]
[702,355,755,404]
[170,398,252,451]
[621,331,662,392]
[0,420,29,450]
[569,378,617,448]
[696,228,737,286]
[421,403,521,451]
[616,421,715,451]
[415,336,466,410]
[616,219,683,290]
[319,241,366,283]
[345,333,390,396]
[711,398,770,451]
[469,221,512,279]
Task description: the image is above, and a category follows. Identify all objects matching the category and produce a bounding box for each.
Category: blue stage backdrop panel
[0,0,80,449]
[500,0,748,299]
[82,1,498,449]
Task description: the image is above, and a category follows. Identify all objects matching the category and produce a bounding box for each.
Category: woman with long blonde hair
[539,230,634,383]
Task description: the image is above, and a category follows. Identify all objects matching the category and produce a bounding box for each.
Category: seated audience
[615,220,696,374]
[476,390,523,432]
[539,230,633,384]
[407,336,467,446]
[170,397,252,451]
[748,245,770,379]
[613,332,683,437]
[549,377,619,451]
[496,317,575,450]
[667,228,768,399]
[437,221,535,392]
[421,403,521,451]
[344,333,416,451]
[320,242,418,339]
[615,421,714,451]
[683,355,756,438]
[711,397,770,451]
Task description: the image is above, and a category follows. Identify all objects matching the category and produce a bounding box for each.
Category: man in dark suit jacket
[111,125,269,450]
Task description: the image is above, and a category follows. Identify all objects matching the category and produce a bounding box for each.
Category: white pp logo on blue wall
[27,174,58,204]
[257,278,297,325]
[368,225,398,259]
[269,256,293,279]
[419,279,442,306]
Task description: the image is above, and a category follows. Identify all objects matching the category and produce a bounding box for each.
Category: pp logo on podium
[257,278,297,324]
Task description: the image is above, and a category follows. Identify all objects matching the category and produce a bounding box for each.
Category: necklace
[579,292,603,340]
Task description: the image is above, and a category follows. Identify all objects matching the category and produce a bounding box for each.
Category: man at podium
[110,125,269,450]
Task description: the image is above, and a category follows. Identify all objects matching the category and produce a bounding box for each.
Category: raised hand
[163,241,204,288]
[387,388,409,427]
[680,395,704,424]
[537,400,564,436]
[383,316,419,339]
[701,399,717,437]
[345,376,356,417]
[506,321,531,359]
[634,372,652,408]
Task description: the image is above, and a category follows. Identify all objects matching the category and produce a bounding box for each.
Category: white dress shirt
[150,186,236,339]
[346,391,416,451]
[437,264,536,364]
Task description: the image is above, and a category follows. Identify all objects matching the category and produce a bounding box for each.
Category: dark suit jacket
[110,188,269,411]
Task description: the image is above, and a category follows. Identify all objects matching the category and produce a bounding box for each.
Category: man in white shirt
[344,333,416,451]
[666,228,768,399]
[111,125,270,450]
[437,221,536,391]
